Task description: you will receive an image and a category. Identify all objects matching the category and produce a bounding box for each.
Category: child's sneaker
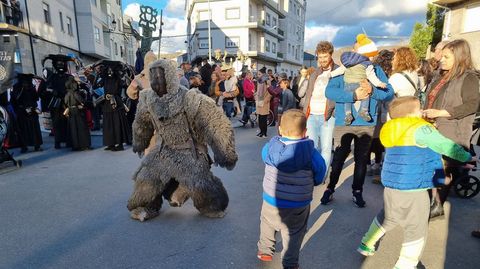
[257,252,273,262]
[357,243,375,256]
[320,189,334,205]
[352,190,366,208]
[345,113,354,125]
[359,110,372,122]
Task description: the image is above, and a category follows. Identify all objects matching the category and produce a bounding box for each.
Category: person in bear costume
[127,59,238,221]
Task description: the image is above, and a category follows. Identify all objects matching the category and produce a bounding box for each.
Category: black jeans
[258,115,268,136]
[242,101,255,122]
[328,126,375,192]
[370,138,384,164]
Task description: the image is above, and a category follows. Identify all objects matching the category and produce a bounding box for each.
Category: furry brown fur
[128,59,238,221]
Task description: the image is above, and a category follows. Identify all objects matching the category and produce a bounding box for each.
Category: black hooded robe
[102,77,132,147]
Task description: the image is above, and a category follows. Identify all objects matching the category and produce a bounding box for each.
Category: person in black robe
[98,61,131,151]
[64,76,91,151]
[47,60,72,149]
[10,74,43,153]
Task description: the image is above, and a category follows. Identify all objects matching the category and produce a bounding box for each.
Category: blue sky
[123,0,429,52]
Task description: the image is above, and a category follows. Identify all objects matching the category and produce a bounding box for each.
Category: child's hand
[378,82,387,88]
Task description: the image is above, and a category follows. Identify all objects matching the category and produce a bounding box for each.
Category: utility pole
[207,0,212,63]
[24,0,37,74]
[158,9,163,58]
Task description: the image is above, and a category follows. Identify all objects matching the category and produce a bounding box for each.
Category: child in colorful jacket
[357,96,474,269]
[257,109,326,269]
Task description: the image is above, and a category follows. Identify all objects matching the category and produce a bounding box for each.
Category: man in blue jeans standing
[321,35,394,207]
[302,41,338,175]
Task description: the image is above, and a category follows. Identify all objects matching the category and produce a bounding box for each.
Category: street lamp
[111,19,117,32]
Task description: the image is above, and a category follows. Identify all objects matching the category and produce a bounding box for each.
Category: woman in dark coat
[100,62,132,151]
[10,74,43,153]
[423,39,480,218]
[64,76,91,151]
[47,60,71,149]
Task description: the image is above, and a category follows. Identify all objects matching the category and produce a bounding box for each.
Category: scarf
[426,76,448,109]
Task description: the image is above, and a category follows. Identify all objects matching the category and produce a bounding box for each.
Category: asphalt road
[0,123,479,269]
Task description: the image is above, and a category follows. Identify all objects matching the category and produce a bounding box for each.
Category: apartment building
[0,0,129,76]
[432,0,480,68]
[185,0,306,77]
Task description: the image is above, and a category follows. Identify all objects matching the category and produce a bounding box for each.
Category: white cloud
[382,21,402,36]
[304,25,342,51]
[166,0,186,17]
[360,0,427,18]
[306,0,427,25]
[124,3,141,22]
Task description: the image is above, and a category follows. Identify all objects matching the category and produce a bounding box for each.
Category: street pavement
[0,121,479,269]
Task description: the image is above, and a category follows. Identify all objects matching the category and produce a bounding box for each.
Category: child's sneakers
[357,243,375,256]
[352,190,366,208]
[257,252,273,262]
[345,113,354,125]
[359,110,372,122]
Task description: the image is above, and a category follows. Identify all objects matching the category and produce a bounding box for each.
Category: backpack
[400,72,425,105]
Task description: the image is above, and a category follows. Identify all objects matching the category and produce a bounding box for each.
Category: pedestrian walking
[321,34,394,207]
[357,96,473,269]
[257,109,326,269]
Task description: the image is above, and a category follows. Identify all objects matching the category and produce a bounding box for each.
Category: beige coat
[255,82,272,115]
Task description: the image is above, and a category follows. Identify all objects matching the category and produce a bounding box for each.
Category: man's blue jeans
[306,114,335,167]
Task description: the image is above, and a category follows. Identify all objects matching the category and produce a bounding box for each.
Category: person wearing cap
[321,34,394,208]
[188,72,204,92]
[329,33,388,125]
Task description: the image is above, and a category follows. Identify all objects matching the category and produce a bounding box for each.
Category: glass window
[91,0,97,6]
[94,27,100,43]
[464,4,480,32]
[266,13,271,26]
[226,36,240,48]
[273,17,277,27]
[115,42,118,55]
[272,42,276,53]
[225,8,240,19]
[265,40,270,52]
[43,3,51,25]
[59,12,64,32]
[198,38,209,49]
[67,17,73,35]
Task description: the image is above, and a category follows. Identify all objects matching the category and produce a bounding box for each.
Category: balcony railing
[0,2,24,28]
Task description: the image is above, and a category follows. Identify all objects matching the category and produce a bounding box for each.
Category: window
[265,40,270,52]
[94,27,100,43]
[91,0,97,6]
[116,0,121,5]
[288,43,291,54]
[198,10,210,21]
[266,13,271,26]
[464,4,480,32]
[59,12,64,32]
[114,42,118,55]
[225,8,240,19]
[272,17,277,27]
[272,42,276,54]
[67,17,73,35]
[198,38,209,49]
[43,3,51,25]
[225,36,240,48]
[120,46,124,57]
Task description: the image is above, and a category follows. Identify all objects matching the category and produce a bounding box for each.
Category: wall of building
[444,1,480,68]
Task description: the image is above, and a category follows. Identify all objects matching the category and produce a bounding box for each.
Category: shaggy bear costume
[127,59,238,221]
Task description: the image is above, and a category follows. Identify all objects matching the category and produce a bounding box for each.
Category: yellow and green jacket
[380,117,471,190]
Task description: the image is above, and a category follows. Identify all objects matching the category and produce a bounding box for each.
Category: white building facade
[185,0,306,77]
[1,0,131,76]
